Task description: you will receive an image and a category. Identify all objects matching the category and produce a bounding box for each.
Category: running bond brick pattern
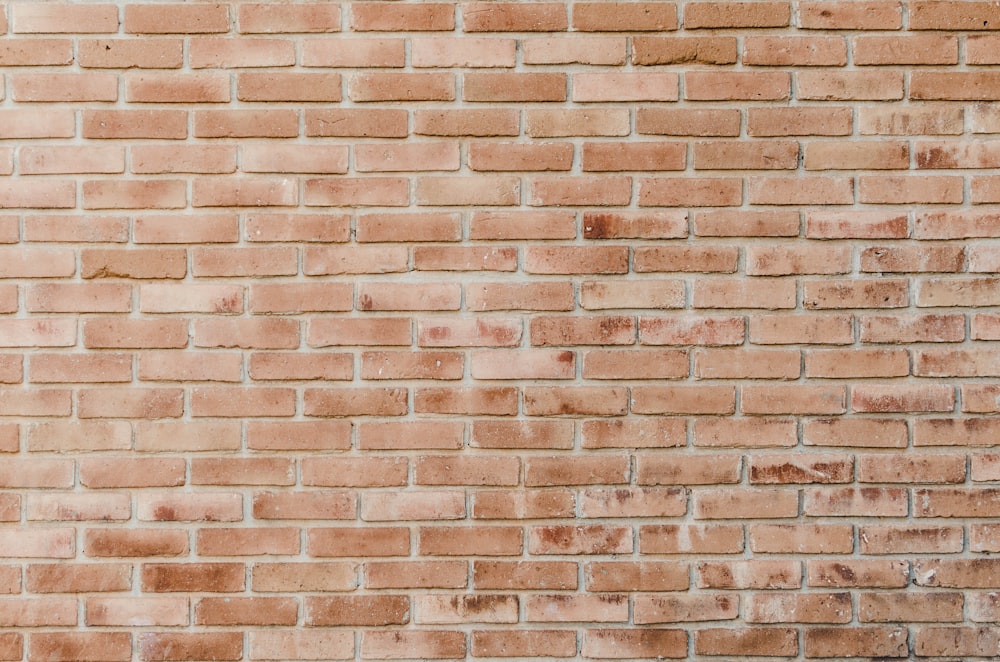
[0,0,999,660]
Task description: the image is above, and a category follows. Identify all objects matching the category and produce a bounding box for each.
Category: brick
[638,108,742,137]
[83,180,186,210]
[86,597,188,627]
[462,3,567,31]
[802,278,909,309]
[747,244,851,275]
[250,632,353,661]
[79,38,183,68]
[524,36,626,65]
[640,177,743,207]
[238,4,341,33]
[306,109,408,138]
[806,140,909,170]
[12,4,119,33]
[25,215,129,244]
[138,633,242,662]
[362,631,465,660]
[126,73,231,103]
[694,141,798,170]
[695,488,798,519]
[472,630,576,658]
[686,71,790,100]
[190,38,294,68]
[470,142,572,172]
[852,384,955,413]
[634,594,738,624]
[369,561,466,589]
[302,37,403,67]
[632,385,736,415]
[697,560,802,590]
[84,529,188,558]
[685,1,789,27]
[29,633,131,662]
[640,524,744,555]
[749,107,852,137]
[749,524,854,554]
[529,525,632,555]
[805,627,908,658]
[638,453,741,484]
[744,36,846,66]
[415,109,519,137]
[695,628,799,656]
[573,73,677,102]
[799,1,902,29]
[21,146,124,175]
[0,109,74,139]
[194,110,298,139]
[305,177,409,207]
[125,4,229,33]
[861,105,964,135]
[807,559,909,588]
[84,110,188,140]
[634,36,735,65]
[349,73,453,102]
[473,489,574,520]
[855,34,958,65]
[526,109,630,137]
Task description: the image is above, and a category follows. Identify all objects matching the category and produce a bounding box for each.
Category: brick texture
[0,1,997,660]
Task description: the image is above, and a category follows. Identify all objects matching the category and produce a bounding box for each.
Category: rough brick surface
[0,1,997,660]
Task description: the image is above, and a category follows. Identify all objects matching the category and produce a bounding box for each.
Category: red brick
[305,387,408,417]
[799,1,902,29]
[362,631,465,660]
[86,597,188,627]
[307,109,408,138]
[803,418,909,448]
[744,36,846,66]
[126,73,231,103]
[138,633,242,662]
[686,71,790,100]
[640,524,744,555]
[25,215,129,244]
[79,38,183,68]
[524,36,625,64]
[249,632,354,661]
[526,109,630,137]
[633,36,736,65]
[573,73,677,102]
[634,594,738,624]
[638,453,741,484]
[807,559,910,588]
[748,107,853,136]
[302,36,403,67]
[415,108,519,137]
[349,73,454,102]
[28,563,132,593]
[12,4,120,33]
[855,34,958,65]
[416,594,517,624]
[805,627,908,658]
[462,3,567,31]
[239,4,341,33]
[529,525,632,555]
[190,38,294,68]
[697,560,802,589]
[29,633,131,662]
[686,1,790,27]
[695,628,799,656]
[639,108,742,137]
[749,524,854,554]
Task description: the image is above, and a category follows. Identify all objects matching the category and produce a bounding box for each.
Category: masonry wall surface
[0,0,998,660]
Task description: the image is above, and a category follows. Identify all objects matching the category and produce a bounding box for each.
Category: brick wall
[1,0,998,659]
